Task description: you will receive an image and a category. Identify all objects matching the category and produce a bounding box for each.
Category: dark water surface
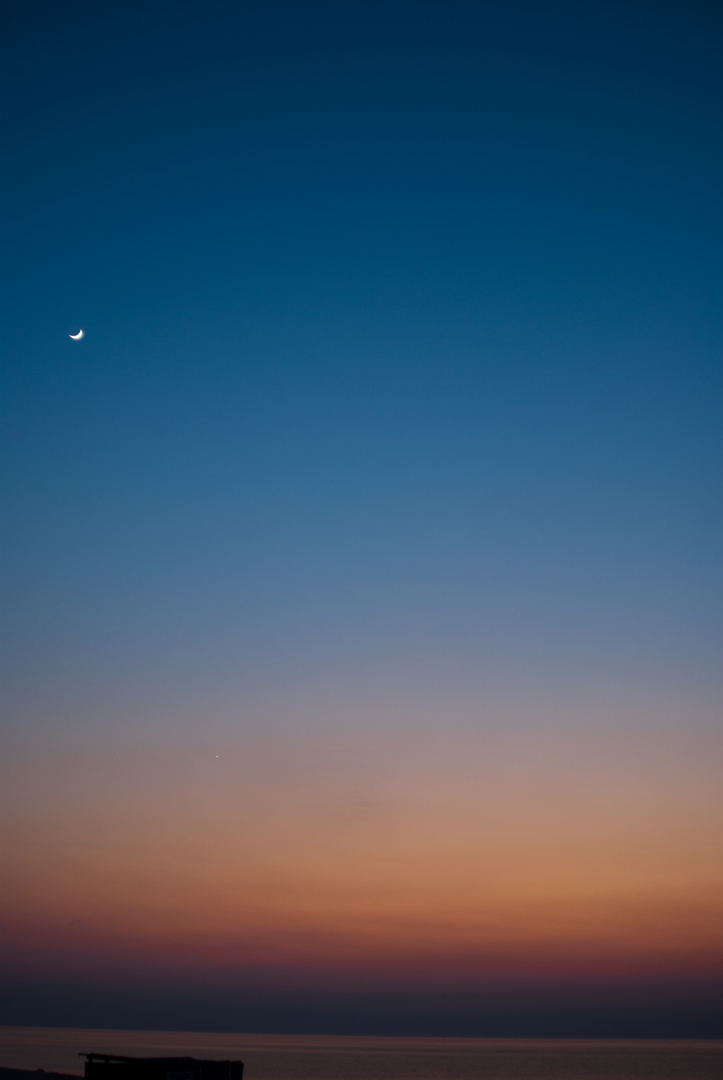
[1,1028,721,1080]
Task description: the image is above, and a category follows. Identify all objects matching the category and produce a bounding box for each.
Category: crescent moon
[69,329,84,340]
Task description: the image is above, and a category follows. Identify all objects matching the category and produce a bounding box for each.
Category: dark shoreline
[0,1070,81,1080]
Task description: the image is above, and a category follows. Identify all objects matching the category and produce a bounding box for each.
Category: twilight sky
[2,0,722,1036]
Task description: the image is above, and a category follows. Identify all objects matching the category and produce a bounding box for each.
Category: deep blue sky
[5,0,721,713]
[2,0,722,1036]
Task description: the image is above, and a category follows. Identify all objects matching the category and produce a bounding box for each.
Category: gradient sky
[2,0,722,1037]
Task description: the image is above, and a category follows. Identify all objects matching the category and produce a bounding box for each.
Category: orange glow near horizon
[2,711,721,988]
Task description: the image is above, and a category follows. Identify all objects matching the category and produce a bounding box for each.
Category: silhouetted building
[81,1056,243,1080]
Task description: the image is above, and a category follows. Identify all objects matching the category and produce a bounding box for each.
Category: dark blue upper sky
[3,0,722,723]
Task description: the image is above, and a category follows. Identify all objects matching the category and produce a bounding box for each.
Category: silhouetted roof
[80,1056,243,1080]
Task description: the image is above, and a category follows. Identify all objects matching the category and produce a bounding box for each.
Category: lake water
[1,1027,722,1080]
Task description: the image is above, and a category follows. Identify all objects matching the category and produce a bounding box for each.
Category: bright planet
[69,328,84,340]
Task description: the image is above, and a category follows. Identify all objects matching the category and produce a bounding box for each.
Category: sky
[1,0,722,1037]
